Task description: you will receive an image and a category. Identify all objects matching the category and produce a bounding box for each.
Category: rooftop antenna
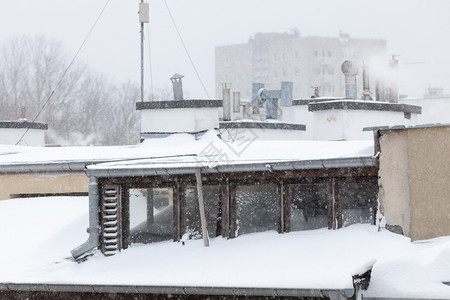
[139,1,149,102]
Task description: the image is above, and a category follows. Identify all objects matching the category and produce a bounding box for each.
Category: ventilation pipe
[251,81,293,120]
[387,55,399,103]
[233,91,241,113]
[71,176,100,259]
[311,87,320,98]
[18,106,27,121]
[375,78,385,102]
[222,83,231,121]
[362,62,372,100]
[341,60,358,99]
[170,73,184,100]
[252,83,264,114]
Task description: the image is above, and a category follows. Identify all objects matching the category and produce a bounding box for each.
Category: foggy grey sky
[1,0,450,99]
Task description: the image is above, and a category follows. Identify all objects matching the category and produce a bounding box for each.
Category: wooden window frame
[97,170,378,251]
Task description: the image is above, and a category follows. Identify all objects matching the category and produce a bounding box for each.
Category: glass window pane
[236,184,278,236]
[185,186,221,239]
[341,183,375,227]
[129,188,148,229]
[129,188,173,244]
[291,185,328,231]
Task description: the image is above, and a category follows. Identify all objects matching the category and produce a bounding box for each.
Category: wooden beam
[278,181,284,233]
[330,178,336,230]
[284,182,292,233]
[229,182,238,238]
[147,188,154,223]
[121,185,128,249]
[172,183,181,242]
[180,183,186,238]
[100,167,378,187]
[220,179,230,238]
[195,168,209,247]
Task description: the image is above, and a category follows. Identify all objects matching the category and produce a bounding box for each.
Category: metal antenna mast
[139,1,149,102]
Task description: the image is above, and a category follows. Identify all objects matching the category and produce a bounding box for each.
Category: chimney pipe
[341,60,359,99]
[222,83,231,121]
[375,79,385,102]
[170,73,184,100]
[233,91,241,113]
[311,86,320,98]
[362,63,372,100]
[387,55,399,103]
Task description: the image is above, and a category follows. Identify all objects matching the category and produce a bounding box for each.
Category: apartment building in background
[215,30,387,99]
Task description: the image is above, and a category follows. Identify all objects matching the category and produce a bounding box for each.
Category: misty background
[0,0,449,144]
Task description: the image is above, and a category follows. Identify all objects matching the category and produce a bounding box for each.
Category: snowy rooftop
[0,196,449,298]
[0,131,375,173]
[84,131,376,175]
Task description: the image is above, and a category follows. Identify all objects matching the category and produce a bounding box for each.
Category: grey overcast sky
[1,0,450,99]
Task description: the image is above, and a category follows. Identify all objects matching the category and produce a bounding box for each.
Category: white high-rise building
[215,31,386,99]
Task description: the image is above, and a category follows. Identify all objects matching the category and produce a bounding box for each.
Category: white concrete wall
[141,107,220,133]
[312,109,417,141]
[400,97,450,125]
[280,105,314,139]
[0,128,46,146]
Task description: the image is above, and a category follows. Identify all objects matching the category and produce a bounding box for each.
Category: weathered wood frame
[98,167,378,254]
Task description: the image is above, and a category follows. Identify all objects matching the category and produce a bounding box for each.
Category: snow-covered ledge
[220,120,306,141]
[136,100,222,138]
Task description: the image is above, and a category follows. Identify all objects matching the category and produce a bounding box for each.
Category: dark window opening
[185,186,221,239]
[340,182,376,227]
[236,184,278,235]
[290,184,328,231]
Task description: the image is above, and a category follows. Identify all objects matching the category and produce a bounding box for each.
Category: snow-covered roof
[0,131,375,173]
[0,196,448,298]
[85,131,376,176]
[308,99,422,114]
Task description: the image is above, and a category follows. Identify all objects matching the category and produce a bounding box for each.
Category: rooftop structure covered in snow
[0,51,449,299]
[0,120,48,146]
